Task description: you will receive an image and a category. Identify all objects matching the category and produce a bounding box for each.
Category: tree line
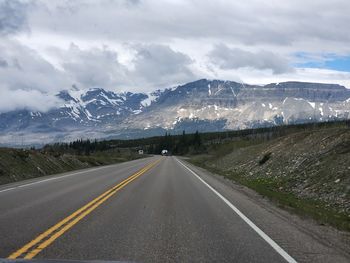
[43,139,112,155]
[42,120,349,156]
[147,130,204,155]
[43,130,204,156]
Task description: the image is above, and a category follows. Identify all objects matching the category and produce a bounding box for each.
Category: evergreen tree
[193,130,201,150]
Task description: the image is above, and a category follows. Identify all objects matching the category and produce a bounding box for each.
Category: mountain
[0,88,150,145]
[122,79,350,132]
[1,88,151,132]
[0,79,349,145]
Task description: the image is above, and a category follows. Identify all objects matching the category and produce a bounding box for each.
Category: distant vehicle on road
[138,150,144,155]
[161,149,168,156]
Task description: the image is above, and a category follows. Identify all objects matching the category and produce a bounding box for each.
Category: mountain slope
[0,79,349,145]
[189,122,350,230]
[0,88,147,132]
[124,79,350,131]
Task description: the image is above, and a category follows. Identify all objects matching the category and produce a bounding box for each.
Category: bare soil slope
[190,125,350,230]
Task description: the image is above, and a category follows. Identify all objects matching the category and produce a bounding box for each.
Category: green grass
[241,177,350,231]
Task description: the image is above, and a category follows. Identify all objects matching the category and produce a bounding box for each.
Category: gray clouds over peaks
[0,39,70,112]
[209,44,293,74]
[58,43,196,91]
[0,41,196,112]
[0,0,28,35]
[132,44,195,88]
[60,44,126,90]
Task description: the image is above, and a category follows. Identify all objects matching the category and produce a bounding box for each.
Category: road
[0,156,349,262]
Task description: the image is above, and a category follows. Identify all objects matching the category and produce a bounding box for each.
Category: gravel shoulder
[181,158,350,262]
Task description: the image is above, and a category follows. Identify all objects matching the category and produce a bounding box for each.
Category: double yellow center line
[8,158,162,259]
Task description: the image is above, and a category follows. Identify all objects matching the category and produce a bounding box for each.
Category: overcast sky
[1,0,350,112]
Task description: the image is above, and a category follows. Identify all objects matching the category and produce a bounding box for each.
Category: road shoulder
[178,157,350,262]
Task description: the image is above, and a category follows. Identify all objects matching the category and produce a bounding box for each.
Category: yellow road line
[8,158,162,259]
[8,163,151,259]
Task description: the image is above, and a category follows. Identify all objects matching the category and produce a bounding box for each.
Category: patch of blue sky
[293,52,350,72]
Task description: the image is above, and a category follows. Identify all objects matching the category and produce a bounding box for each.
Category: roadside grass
[239,176,350,232]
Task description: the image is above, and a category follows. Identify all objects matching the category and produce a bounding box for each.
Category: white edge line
[0,166,108,194]
[176,158,297,263]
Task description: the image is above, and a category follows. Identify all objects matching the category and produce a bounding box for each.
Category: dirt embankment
[190,126,350,230]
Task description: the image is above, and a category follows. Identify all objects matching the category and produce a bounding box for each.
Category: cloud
[0,39,70,112]
[54,43,196,91]
[0,0,28,35]
[131,44,195,88]
[0,38,197,105]
[60,44,128,90]
[0,87,61,112]
[28,0,350,52]
[208,44,293,74]
[0,58,8,67]
[0,39,70,92]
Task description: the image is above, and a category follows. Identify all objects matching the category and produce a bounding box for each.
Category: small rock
[335,179,340,183]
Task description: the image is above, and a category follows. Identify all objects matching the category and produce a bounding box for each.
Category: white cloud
[0,87,61,112]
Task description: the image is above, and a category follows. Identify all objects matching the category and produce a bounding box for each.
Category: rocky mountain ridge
[0,79,349,145]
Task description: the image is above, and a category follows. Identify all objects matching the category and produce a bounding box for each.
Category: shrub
[259,152,272,165]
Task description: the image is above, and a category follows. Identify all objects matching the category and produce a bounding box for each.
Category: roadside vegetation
[0,146,144,185]
[187,121,350,231]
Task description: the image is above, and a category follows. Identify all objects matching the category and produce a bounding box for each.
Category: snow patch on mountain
[141,90,162,107]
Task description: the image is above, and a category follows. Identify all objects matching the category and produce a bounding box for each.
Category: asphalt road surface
[0,156,349,263]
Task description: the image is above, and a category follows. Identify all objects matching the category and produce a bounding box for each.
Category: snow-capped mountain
[0,79,349,145]
[123,79,350,132]
[56,88,148,126]
[0,88,148,135]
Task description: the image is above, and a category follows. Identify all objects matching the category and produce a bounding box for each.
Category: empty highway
[0,156,349,263]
